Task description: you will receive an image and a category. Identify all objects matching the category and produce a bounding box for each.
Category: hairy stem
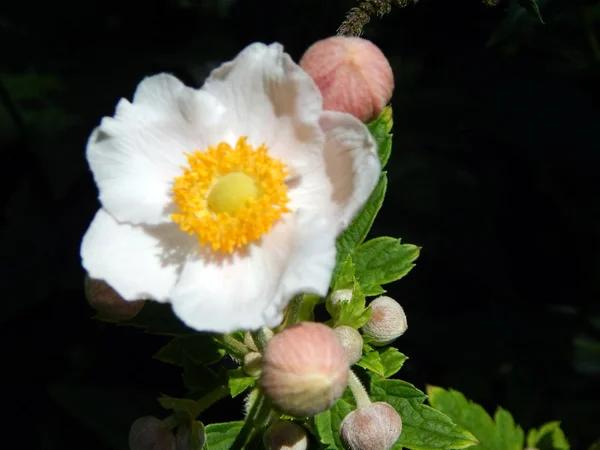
[337,0,412,37]
[213,334,249,360]
[348,370,372,409]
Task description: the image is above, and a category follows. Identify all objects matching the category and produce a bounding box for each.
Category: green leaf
[426,386,523,450]
[517,0,545,24]
[357,349,386,377]
[227,368,256,398]
[314,390,356,449]
[356,348,407,378]
[120,302,194,336]
[334,174,387,279]
[158,395,201,420]
[182,354,225,394]
[354,237,420,295]
[367,105,394,168]
[371,379,478,450]
[527,422,570,450]
[205,422,244,450]
[154,334,225,366]
[379,347,408,378]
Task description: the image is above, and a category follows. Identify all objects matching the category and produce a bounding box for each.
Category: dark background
[1,0,599,448]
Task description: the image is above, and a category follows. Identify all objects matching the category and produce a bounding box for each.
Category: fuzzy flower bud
[334,325,364,365]
[128,416,175,450]
[340,402,402,450]
[85,276,145,321]
[361,296,407,346]
[300,36,394,123]
[259,322,349,417]
[263,421,309,450]
[175,420,206,450]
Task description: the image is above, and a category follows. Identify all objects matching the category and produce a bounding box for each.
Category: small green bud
[263,421,309,450]
[361,296,407,346]
[260,322,349,417]
[128,416,175,450]
[333,325,364,365]
[340,402,402,450]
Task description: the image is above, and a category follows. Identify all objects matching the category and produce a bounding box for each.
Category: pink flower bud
[128,416,175,450]
[340,402,402,450]
[361,296,407,346]
[85,276,145,321]
[263,421,309,450]
[300,36,394,123]
[334,325,364,365]
[259,322,350,417]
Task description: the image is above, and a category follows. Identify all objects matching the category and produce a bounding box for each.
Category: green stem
[231,394,273,450]
[213,334,249,360]
[348,370,372,409]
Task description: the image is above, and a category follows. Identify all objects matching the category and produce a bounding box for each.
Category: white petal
[87,74,227,225]
[319,111,381,233]
[80,208,195,302]
[170,210,337,333]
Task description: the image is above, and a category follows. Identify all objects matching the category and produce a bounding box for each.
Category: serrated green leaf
[517,0,544,24]
[120,302,194,335]
[154,334,225,366]
[354,237,420,295]
[379,348,408,378]
[426,386,523,450]
[334,174,387,279]
[227,368,256,398]
[527,421,570,450]
[205,422,244,450]
[371,380,478,450]
[357,349,386,376]
[314,390,356,449]
[367,106,394,168]
[158,395,201,420]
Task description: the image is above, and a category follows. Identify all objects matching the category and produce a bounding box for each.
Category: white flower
[80,42,381,333]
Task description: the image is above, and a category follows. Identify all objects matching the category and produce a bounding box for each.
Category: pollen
[171,137,291,254]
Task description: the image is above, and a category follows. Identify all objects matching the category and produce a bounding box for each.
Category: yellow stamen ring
[171,137,291,254]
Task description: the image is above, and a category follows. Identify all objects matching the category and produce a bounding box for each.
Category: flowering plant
[80,2,570,450]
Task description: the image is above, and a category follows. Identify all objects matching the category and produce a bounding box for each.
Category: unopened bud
[300,36,394,123]
[333,326,364,365]
[263,421,309,450]
[330,289,353,306]
[85,276,145,321]
[260,322,349,417]
[361,296,407,346]
[340,402,402,450]
[175,420,206,450]
[244,351,263,376]
[128,416,175,450]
